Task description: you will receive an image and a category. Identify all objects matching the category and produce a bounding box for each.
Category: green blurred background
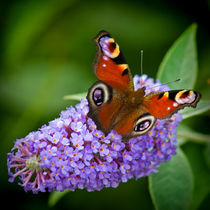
[1,0,209,209]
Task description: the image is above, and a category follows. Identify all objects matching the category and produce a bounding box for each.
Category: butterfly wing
[87,81,126,135]
[93,31,134,92]
[143,89,201,119]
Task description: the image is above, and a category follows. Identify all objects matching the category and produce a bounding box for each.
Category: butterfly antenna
[140,50,143,75]
[147,79,181,90]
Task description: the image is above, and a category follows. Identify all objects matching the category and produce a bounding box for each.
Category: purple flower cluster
[7,75,182,193]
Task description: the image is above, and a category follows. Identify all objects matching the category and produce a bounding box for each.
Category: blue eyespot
[93,88,104,106]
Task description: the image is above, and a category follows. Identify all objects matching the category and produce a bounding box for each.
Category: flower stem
[177,126,210,144]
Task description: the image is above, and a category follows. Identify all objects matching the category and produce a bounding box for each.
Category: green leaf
[48,190,70,207]
[180,100,210,119]
[203,142,210,170]
[149,148,193,210]
[177,137,188,146]
[157,24,198,89]
[183,143,210,210]
[3,0,77,70]
[63,92,87,101]
[177,125,210,144]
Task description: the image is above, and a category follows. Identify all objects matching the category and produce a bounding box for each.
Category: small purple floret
[7,74,182,193]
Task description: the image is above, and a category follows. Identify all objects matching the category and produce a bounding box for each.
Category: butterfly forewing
[143,89,201,119]
[93,31,134,91]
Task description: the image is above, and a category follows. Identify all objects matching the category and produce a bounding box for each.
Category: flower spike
[7,75,181,193]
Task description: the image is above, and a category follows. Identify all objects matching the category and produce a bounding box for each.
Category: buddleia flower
[7,74,182,193]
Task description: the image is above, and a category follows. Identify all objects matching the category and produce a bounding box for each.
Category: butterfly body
[87,31,201,141]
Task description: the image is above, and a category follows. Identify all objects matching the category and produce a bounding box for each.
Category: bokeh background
[1,0,209,209]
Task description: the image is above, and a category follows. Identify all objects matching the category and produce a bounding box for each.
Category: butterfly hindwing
[143,89,201,119]
[87,81,121,135]
[93,31,134,92]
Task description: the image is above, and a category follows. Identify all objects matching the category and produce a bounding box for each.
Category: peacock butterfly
[87,31,201,141]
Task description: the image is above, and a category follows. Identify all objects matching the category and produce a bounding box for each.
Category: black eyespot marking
[134,120,151,131]
[112,51,126,64]
[168,90,179,100]
[92,88,104,106]
[133,113,156,135]
[110,42,116,49]
[182,90,190,97]
[88,81,113,109]
[158,92,164,100]
[122,69,129,76]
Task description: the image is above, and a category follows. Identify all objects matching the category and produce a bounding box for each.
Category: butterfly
[87,30,201,141]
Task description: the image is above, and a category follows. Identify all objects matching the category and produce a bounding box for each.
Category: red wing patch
[93,31,133,92]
